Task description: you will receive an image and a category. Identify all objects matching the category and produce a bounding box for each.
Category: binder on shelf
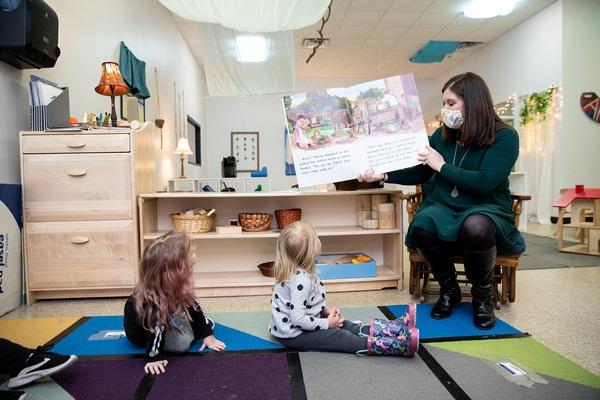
[29,87,71,131]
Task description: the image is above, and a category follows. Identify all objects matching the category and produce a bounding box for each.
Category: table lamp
[94,61,129,127]
[174,137,193,178]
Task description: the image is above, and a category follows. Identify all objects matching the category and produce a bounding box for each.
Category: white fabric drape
[198,23,295,96]
[159,0,330,33]
[516,110,557,224]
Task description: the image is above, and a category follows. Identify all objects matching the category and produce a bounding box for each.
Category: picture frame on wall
[119,94,145,121]
[187,115,201,166]
[231,131,259,172]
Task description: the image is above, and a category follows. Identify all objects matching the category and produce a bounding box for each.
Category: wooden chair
[401,190,531,308]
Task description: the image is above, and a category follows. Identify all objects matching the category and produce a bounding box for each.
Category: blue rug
[51,316,282,356]
[386,303,523,340]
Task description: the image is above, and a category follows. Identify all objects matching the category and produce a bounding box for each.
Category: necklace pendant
[451,186,459,198]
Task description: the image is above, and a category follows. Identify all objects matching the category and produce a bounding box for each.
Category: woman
[358,72,521,329]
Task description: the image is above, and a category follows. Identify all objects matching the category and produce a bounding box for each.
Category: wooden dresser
[20,128,155,303]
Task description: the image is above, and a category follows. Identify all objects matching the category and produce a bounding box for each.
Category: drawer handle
[66,142,86,149]
[65,169,87,177]
[70,236,89,244]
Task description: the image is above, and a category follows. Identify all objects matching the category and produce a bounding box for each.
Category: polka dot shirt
[269,268,328,338]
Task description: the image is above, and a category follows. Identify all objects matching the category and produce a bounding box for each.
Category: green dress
[388,127,520,251]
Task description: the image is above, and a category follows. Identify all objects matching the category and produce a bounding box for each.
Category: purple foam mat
[52,353,292,400]
[148,353,292,399]
[52,358,144,400]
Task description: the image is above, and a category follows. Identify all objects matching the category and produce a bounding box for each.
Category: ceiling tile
[412,12,456,29]
[369,26,408,39]
[389,0,435,12]
[334,25,374,38]
[349,0,394,11]
[401,27,442,41]
[391,39,425,52]
[330,37,367,50]
[426,0,466,13]
[342,10,385,26]
[434,29,472,41]
[378,12,421,27]
[445,14,487,30]
[361,39,398,51]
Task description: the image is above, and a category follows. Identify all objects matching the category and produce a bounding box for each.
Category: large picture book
[283,73,429,188]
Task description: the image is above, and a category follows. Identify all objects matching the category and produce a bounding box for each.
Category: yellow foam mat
[0,317,80,347]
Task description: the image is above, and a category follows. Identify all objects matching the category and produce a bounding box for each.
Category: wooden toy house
[553,187,600,255]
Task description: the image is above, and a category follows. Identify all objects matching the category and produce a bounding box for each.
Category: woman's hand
[357,168,384,183]
[144,360,168,375]
[417,145,446,172]
[199,335,226,352]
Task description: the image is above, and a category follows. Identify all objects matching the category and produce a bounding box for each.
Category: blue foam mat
[52,316,282,356]
[386,303,522,340]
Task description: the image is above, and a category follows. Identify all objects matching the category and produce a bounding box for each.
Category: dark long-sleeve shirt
[123,295,213,362]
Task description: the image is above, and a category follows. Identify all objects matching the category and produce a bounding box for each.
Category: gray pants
[278,321,367,354]
[164,315,195,352]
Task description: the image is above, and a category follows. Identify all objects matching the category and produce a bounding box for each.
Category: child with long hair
[123,232,226,375]
[269,221,419,356]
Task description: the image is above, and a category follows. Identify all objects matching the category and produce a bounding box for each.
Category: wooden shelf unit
[138,189,404,297]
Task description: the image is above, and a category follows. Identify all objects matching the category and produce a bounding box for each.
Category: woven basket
[275,208,302,229]
[170,213,216,233]
[257,261,274,277]
[238,212,272,232]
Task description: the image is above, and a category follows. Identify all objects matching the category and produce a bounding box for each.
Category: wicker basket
[238,212,272,232]
[257,261,274,277]
[170,213,216,233]
[275,208,302,229]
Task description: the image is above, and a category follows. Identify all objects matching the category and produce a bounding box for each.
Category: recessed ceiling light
[463,0,517,19]
[235,35,267,63]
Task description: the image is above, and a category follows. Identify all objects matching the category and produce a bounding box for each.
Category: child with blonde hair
[269,221,419,356]
[123,232,226,375]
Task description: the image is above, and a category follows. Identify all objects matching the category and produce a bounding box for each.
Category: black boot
[418,245,461,319]
[463,246,496,330]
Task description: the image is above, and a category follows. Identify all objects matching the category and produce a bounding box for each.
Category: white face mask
[441,108,464,129]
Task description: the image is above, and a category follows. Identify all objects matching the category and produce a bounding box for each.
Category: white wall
[0,63,28,184]
[557,0,600,190]
[205,77,437,191]
[0,0,208,189]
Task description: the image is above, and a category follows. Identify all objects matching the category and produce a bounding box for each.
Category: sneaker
[7,345,78,389]
[0,390,26,400]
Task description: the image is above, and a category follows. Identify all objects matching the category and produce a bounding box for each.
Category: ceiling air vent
[457,41,483,50]
[302,38,330,49]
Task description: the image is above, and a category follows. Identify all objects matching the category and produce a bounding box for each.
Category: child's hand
[199,335,226,352]
[327,312,344,329]
[322,307,339,318]
[144,360,168,375]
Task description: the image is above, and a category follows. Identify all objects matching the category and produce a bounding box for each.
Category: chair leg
[492,265,501,309]
[509,267,517,303]
[421,263,430,295]
[412,262,421,300]
[501,265,509,304]
[409,262,416,295]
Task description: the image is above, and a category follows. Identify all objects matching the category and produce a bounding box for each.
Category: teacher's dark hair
[441,72,510,147]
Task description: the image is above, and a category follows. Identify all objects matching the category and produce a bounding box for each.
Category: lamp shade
[174,138,193,155]
[95,61,129,96]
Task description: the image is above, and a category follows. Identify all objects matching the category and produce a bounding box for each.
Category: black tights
[412,214,496,251]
